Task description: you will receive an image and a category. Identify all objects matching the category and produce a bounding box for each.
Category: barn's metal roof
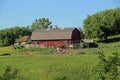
[31,28,77,40]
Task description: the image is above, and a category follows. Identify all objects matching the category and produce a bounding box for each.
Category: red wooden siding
[31,40,66,48]
[31,28,81,48]
[72,29,81,43]
[31,39,80,48]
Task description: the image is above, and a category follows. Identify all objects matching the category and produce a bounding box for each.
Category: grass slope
[0,46,13,55]
[0,41,120,80]
[0,54,97,80]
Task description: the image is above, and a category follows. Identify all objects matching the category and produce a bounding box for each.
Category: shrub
[93,52,120,80]
[88,42,98,48]
[0,66,19,80]
[79,42,86,48]
[80,42,98,48]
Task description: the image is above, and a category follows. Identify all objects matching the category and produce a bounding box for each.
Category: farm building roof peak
[31,28,79,40]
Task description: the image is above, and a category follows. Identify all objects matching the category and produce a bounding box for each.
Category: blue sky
[0,0,120,29]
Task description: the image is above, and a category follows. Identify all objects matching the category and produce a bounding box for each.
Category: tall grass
[0,41,120,79]
[14,48,54,55]
[0,46,13,55]
[0,54,98,80]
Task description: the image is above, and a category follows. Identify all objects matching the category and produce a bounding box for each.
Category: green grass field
[0,54,98,80]
[0,43,120,80]
[0,46,13,54]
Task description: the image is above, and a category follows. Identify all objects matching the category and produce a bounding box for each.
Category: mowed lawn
[0,45,120,80]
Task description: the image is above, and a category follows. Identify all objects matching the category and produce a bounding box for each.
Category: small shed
[16,36,31,43]
[16,36,31,48]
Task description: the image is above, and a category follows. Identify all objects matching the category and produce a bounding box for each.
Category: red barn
[31,28,81,48]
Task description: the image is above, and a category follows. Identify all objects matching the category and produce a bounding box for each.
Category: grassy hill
[0,46,13,55]
[0,41,120,80]
[0,54,98,80]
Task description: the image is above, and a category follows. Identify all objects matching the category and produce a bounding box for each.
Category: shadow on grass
[54,76,67,80]
[0,53,11,56]
[98,37,120,43]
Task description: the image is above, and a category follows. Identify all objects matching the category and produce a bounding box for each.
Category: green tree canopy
[31,18,52,30]
[78,27,84,39]
[0,26,31,47]
[83,8,120,40]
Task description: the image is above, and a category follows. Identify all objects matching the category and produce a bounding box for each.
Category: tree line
[83,7,120,40]
[0,18,53,47]
[0,26,31,47]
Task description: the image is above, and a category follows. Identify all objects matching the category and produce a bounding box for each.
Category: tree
[83,8,120,40]
[31,18,52,30]
[78,27,84,39]
[54,25,59,28]
[0,26,31,47]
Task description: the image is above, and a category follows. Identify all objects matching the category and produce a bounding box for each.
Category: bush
[0,66,19,80]
[80,42,98,48]
[93,52,120,80]
[88,42,98,48]
[79,42,86,48]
